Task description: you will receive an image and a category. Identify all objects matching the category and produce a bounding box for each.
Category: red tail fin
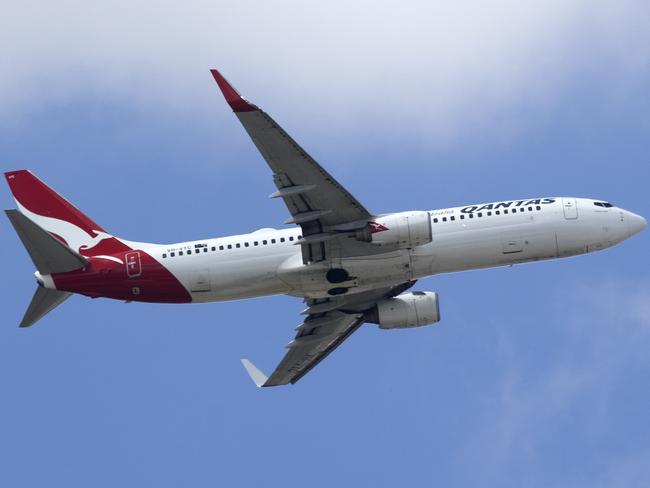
[5,170,130,256]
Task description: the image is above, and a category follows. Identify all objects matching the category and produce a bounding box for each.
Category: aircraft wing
[211,69,374,263]
[241,281,416,387]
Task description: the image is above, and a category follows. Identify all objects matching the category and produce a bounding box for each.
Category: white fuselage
[143,197,644,303]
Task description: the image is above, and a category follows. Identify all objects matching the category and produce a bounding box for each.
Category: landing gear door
[562,198,578,219]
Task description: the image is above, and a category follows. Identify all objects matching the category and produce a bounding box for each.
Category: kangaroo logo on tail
[5,170,132,257]
[17,202,114,253]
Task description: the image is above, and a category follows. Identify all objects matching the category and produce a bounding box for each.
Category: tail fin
[20,287,72,328]
[4,170,128,256]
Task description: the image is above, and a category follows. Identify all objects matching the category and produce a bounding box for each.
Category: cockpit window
[594,202,614,208]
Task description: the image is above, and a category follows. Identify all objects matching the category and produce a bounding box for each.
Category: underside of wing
[241,281,416,387]
[266,311,364,387]
[210,69,380,263]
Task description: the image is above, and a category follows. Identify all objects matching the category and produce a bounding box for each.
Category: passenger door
[562,198,578,219]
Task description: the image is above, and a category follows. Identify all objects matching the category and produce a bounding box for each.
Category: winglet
[240,359,268,387]
[210,69,257,113]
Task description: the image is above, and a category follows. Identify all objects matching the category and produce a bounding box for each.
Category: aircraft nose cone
[627,212,647,237]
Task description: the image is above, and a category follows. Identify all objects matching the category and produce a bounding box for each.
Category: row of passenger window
[162,235,303,258]
[433,205,542,223]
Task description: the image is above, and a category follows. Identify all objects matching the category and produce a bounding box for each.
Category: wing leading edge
[210,69,376,263]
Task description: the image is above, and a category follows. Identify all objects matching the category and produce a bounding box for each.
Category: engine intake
[368,211,432,249]
[367,291,440,329]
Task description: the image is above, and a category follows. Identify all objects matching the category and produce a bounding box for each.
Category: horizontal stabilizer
[240,359,269,388]
[5,209,88,275]
[20,286,72,327]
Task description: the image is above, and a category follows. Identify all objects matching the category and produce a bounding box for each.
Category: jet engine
[366,291,440,329]
[364,211,432,249]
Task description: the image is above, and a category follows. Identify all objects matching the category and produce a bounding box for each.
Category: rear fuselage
[43,197,646,304]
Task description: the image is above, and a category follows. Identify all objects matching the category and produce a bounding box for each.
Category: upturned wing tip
[210,69,257,113]
[240,358,268,387]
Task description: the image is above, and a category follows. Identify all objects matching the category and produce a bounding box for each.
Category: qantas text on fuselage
[4,70,646,387]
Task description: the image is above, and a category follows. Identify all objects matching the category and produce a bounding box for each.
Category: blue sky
[2,2,649,486]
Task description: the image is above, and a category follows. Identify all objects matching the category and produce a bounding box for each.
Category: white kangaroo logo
[17,203,114,253]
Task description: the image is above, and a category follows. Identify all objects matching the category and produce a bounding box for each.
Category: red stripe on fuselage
[52,249,191,303]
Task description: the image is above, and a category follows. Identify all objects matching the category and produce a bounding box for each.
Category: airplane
[4,69,646,387]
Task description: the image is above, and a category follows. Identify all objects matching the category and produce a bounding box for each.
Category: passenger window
[227,244,232,249]
[254,241,259,246]
[442,217,447,222]
[487,211,492,216]
[244,242,249,247]
[236,243,241,248]
[179,251,184,256]
[211,246,216,251]
[280,237,285,242]
[170,252,175,257]
[263,240,268,245]
[219,245,224,251]
[504,209,509,214]
[289,236,294,241]
[434,218,439,223]
[477,212,483,217]
[271,239,276,244]
[536,206,541,211]
[450,216,455,221]
[528,206,533,211]
[460,215,465,220]
[469,214,474,219]
[162,253,167,258]
[495,210,500,215]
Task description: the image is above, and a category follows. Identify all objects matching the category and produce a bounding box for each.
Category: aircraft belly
[278,249,415,298]
[165,251,293,303]
[340,250,413,286]
[431,223,559,274]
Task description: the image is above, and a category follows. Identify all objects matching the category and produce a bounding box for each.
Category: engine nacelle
[368,211,432,249]
[368,291,441,329]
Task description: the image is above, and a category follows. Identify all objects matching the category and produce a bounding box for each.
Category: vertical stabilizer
[20,287,72,328]
[4,170,130,256]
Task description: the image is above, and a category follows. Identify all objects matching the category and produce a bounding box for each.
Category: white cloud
[2,1,649,144]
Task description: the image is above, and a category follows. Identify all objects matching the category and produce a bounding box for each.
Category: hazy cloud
[2,1,649,143]
[458,278,650,486]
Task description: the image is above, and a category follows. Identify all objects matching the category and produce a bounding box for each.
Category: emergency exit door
[125,251,142,278]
